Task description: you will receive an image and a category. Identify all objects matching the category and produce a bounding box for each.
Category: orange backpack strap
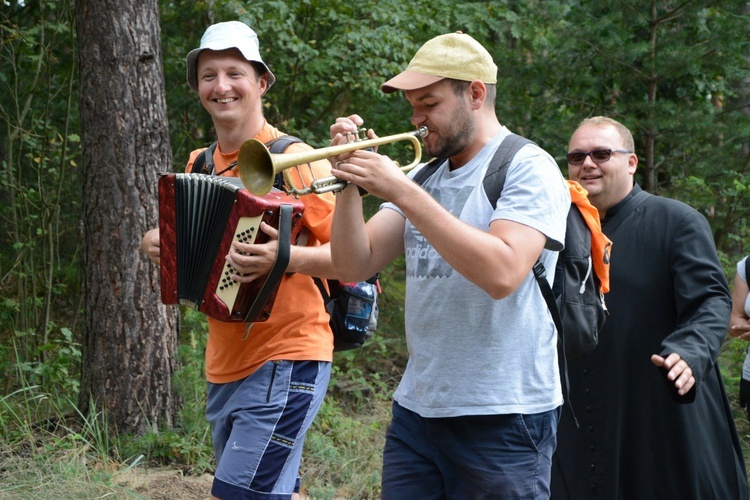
[567,181,612,294]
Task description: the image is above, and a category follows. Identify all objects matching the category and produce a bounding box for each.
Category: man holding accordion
[141,21,336,500]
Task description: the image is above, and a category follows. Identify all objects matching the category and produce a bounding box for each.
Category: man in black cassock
[551,116,748,499]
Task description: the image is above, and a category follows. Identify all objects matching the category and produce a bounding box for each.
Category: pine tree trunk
[75,0,180,434]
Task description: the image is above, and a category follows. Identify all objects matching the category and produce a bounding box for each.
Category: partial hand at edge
[141,228,161,265]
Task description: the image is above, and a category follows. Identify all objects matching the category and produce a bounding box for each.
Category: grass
[0,387,138,499]
[2,302,750,498]
[0,303,405,499]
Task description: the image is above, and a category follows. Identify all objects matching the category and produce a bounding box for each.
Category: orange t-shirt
[186,122,335,383]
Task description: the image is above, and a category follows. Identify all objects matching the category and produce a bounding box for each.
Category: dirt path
[113,467,213,499]
[113,467,315,499]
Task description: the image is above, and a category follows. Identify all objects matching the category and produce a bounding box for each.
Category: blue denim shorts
[381,401,560,499]
[206,360,331,499]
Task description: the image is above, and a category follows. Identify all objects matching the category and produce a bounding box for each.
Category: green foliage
[514,1,750,256]
[14,325,81,396]
[0,0,83,397]
[0,387,137,498]
[2,0,750,494]
[301,396,389,498]
[117,307,214,474]
[153,0,750,260]
[121,425,214,475]
[159,0,218,167]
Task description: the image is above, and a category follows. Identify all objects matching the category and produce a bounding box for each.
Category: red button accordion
[158,173,305,322]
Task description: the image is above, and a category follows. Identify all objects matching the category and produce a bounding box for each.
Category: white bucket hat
[185,21,276,93]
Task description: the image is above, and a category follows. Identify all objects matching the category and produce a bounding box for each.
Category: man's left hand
[651,353,695,396]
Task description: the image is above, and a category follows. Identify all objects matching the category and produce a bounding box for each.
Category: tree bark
[76,0,180,434]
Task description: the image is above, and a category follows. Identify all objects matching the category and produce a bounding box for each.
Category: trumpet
[238,126,429,196]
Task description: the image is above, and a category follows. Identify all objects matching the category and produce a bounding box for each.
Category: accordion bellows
[159,173,305,322]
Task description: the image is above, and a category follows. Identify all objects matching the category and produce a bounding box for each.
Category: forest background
[1,0,749,498]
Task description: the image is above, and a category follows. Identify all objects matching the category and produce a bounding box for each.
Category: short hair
[578,116,635,153]
[447,79,496,109]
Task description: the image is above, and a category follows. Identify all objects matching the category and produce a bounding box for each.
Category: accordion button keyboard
[216,215,263,309]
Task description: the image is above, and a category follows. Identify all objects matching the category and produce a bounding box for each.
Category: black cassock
[551,185,748,500]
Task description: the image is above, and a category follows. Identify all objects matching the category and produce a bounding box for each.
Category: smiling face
[568,123,638,217]
[196,48,267,127]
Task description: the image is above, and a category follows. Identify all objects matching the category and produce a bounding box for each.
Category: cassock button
[590,463,596,471]
[588,425,594,431]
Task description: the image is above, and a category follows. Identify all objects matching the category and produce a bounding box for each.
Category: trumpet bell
[238,139,276,197]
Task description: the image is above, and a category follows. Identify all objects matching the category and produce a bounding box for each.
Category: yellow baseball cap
[381,32,497,93]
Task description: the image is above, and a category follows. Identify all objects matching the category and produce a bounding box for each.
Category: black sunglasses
[566,149,631,165]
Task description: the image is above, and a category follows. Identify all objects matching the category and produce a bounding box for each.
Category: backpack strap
[412,156,445,185]
[266,135,304,154]
[265,135,304,190]
[482,134,533,206]
[313,276,333,305]
[192,136,303,178]
[479,134,577,427]
[478,133,559,322]
[190,142,218,175]
[264,136,341,324]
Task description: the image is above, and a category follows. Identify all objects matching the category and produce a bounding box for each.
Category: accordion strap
[242,203,295,328]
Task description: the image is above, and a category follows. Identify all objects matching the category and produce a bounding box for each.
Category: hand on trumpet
[329,114,377,149]
[226,222,280,283]
[329,114,376,196]
[329,115,412,201]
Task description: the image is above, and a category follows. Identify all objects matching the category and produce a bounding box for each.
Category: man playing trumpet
[329,32,570,497]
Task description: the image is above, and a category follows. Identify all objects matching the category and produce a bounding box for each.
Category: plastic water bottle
[342,281,376,332]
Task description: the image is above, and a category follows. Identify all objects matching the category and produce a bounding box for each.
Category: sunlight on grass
[0,388,137,498]
[301,396,391,499]
[2,297,749,498]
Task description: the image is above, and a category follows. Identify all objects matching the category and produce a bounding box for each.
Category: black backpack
[413,134,612,425]
[193,137,379,352]
[412,134,611,362]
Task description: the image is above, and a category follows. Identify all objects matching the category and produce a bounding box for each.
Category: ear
[627,151,638,175]
[258,71,269,95]
[467,80,487,110]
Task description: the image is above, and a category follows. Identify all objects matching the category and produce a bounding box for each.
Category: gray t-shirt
[382,128,570,417]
